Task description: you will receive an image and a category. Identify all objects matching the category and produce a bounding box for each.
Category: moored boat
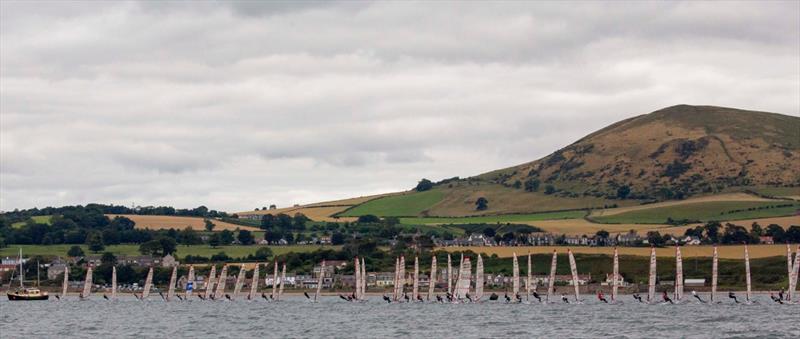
[7,249,49,301]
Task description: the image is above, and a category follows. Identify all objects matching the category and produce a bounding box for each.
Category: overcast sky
[1,1,798,212]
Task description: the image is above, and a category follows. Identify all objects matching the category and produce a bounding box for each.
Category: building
[684,279,706,287]
[161,254,179,268]
[374,272,395,287]
[759,236,774,245]
[681,236,701,245]
[47,259,69,280]
[601,273,628,287]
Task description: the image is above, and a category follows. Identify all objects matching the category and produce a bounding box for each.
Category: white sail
[248,263,259,300]
[447,254,452,295]
[547,250,557,302]
[82,265,93,299]
[214,265,228,300]
[567,249,580,302]
[167,265,178,301]
[454,257,471,300]
[62,265,69,298]
[271,261,278,300]
[186,265,195,299]
[475,254,484,301]
[744,244,752,302]
[526,253,532,301]
[675,246,683,301]
[393,257,400,301]
[512,253,519,296]
[612,247,619,302]
[788,246,799,302]
[278,263,286,300]
[399,256,406,299]
[354,257,361,300]
[360,257,366,299]
[428,256,437,301]
[142,267,153,300]
[232,264,246,300]
[711,246,718,302]
[647,247,656,303]
[204,265,216,300]
[412,256,419,301]
[314,260,325,302]
[111,266,117,300]
[787,244,793,302]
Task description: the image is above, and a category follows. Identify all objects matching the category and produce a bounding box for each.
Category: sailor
[504,293,511,303]
[382,295,391,303]
[261,293,268,301]
[159,291,166,301]
[404,293,410,302]
[436,295,444,303]
[728,291,739,303]
[304,292,311,299]
[103,294,109,300]
[417,294,424,302]
[55,295,61,300]
[770,292,783,304]
[597,291,608,303]
[489,293,499,301]
[465,293,473,302]
[691,290,705,303]
[561,293,569,304]
[662,291,673,304]
[632,293,643,303]
[778,289,785,301]
[339,294,349,301]
[532,291,542,302]
[515,294,522,303]
[198,294,206,300]
[224,294,232,301]
[176,295,184,301]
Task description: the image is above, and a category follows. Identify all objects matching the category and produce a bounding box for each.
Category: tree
[646,231,665,246]
[101,252,117,265]
[415,178,434,192]
[204,219,215,232]
[253,247,273,260]
[596,229,610,239]
[86,232,105,253]
[616,185,631,199]
[704,221,721,243]
[765,224,785,243]
[139,240,162,255]
[220,229,234,244]
[475,197,489,211]
[159,237,178,255]
[237,230,254,245]
[357,215,381,223]
[721,223,750,244]
[209,233,221,248]
[383,216,400,226]
[331,232,345,245]
[512,180,522,189]
[483,227,496,237]
[524,178,540,192]
[544,185,556,195]
[67,245,85,257]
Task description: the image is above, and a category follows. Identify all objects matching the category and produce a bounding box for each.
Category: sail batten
[546,250,557,302]
[647,247,656,303]
[142,267,153,300]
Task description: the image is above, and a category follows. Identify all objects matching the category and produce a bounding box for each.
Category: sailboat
[512,253,520,298]
[674,246,684,302]
[360,257,366,301]
[204,265,216,300]
[787,244,794,303]
[447,254,452,296]
[111,266,117,300]
[454,257,471,302]
[412,256,419,301]
[647,247,656,303]
[475,254,484,302]
[526,252,532,302]
[7,248,49,301]
[61,265,69,300]
[214,264,228,300]
[232,264,246,300]
[271,261,279,300]
[248,263,260,301]
[789,245,799,303]
[142,267,153,300]
[611,247,619,303]
[314,260,325,302]
[711,246,718,303]
[399,256,406,300]
[186,265,195,299]
[546,250,557,303]
[567,249,581,303]
[744,244,752,303]
[428,256,437,301]
[353,257,361,301]
[392,257,400,301]
[81,265,93,300]
[165,266,177,301]
[277,263,286,301]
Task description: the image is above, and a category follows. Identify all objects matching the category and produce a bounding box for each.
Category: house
[681,236,701,245]
[615,232,642,246]
[528,233,555,246]
[601,273,628,287]
[374,272,395,287]
[47,259,69,280]
[532,274,591,286]
[318,236,332,245]
[161,254,179,268]
[759,236,774,245]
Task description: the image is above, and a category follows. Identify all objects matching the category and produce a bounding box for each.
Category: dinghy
[314,260,325,303]
[447,254,452,296]
[398,256,406,301]
[360,257,366,301]
[81,265,93,300]
[278,263,286,301]
[611,247,619,303]
[647,247,656,303]
[789,245,799,303]
[166,266,178,301]
[232,264,246,300]
[526,252,532,302]
[204,265,216,300]
[744,244,752,303]
[567,249,581,303]
[142,267,153,300]
[546,250,557,303]
[248,263,259,301]
[512,253,520,299]
[475,254,484,302]
[711,246,718,303]
[111,266,117,300]
[186,265,195,300]
[428,256,437,301]
[214,265,228,301]
[271,261,279,300]
[787,244,793,303]
[61,266,69,300]
[412,256,420,301]
[392,257,400,301]
[675,246,684,302]
[454,257,471,302]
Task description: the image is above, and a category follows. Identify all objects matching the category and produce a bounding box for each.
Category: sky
[1,1,798,213]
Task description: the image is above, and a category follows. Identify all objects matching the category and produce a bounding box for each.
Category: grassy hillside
[590,201,799,224]
[339,190,445,217]
[400,210,585,225]
[11,215,52,228]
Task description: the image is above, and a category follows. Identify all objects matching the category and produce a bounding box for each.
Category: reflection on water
[1,295,798,338]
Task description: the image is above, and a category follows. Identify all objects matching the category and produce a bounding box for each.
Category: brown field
[441,244,795,259]
[108,214,260,232]
[589,193,771,217]
[235,193,397,221]
[632,216,800,236]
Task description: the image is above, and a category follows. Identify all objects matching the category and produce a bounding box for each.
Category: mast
[82,265,93,299]
[204,265,216,300]
[167,265,178,301]
[744,244,752,302]
[412,256,419,301]
[526,252,532,301]
[447,254,452,295]
[62,265,69,298]
[18,248,24,288]
[612,247,619,302]
[475,254,484,301]
[249,263,260,300]
[232,264,246,300]
[711,246,718,302]
[271,261,278,300]
[647,247,656,303]
[512,253,519,297]
[567,249,580,302]
[428,256,437,301]
[186,265,195,299]
[111,266,117,300]
[278,263,286,300]
[675,246,683,301]
[214,264,228,300]
[142,267,153,300]
[314,260,325,302]
[546,250,557,302]
[36,259,40,287]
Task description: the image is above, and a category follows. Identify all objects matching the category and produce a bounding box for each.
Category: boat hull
[7,293,49,301]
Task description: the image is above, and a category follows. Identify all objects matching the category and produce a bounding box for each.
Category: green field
[400,210,585,225]
[593,201,800,224]
[0,244,340,259]
[11,215,53,228]
[747,186,800,198]
[339,190,444,217]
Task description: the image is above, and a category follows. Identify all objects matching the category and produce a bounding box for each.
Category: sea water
[1,295,798,338]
